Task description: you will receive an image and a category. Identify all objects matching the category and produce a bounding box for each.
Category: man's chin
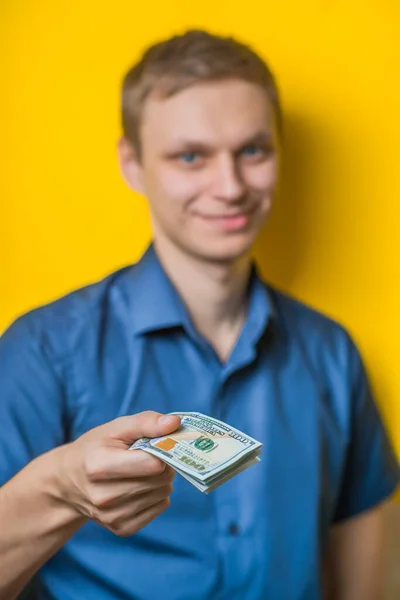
[190,237,255,265]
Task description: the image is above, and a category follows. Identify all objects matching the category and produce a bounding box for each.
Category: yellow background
[1,2,399,459]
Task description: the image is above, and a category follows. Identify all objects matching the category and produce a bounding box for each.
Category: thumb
[105,411,181,444]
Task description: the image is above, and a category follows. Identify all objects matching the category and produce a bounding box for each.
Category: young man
[0,29,398,600]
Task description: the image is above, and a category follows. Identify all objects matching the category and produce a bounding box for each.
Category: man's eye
[242,145,262,157]
[241,145,273,159]
[178,152,200,164]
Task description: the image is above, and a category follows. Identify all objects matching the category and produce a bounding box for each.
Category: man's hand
[0,411,181,599]
[53,411,181,537]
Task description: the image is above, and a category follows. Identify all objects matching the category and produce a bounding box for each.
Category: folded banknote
[129,412,262,493]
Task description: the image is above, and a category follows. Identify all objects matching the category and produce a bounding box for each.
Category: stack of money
[129,412,262,493]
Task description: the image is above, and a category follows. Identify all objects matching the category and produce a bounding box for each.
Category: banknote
[129,412,262,493]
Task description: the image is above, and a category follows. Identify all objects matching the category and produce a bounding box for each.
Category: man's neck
[153,238,252,362]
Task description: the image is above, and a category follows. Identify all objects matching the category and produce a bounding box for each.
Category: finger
[104,411,181,445]
[119,482,173,517]
[84,446,176,481]
[100,490,172,537]
[87,470,175,509]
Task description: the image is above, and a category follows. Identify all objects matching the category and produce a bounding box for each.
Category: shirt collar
[122,243,186,335]
[121,242,275,341]
[243,263,276,347]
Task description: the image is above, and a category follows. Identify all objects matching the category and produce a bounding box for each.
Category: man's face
[120,78,281,263]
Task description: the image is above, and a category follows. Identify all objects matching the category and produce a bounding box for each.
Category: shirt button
[228,522,240,536]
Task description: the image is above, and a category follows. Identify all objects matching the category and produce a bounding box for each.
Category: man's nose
[211,155,245,202]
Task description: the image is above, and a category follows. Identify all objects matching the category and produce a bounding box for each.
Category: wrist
[36,446,87,527]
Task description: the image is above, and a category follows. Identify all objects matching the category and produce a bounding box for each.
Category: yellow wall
[1,2,399,458]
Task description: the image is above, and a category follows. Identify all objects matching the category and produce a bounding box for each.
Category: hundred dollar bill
[129,412,262,493]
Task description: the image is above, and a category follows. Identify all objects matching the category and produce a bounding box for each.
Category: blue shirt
[1,244,399,600]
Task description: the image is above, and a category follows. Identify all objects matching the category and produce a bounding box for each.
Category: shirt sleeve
[0,313,66,486]
[332,334,400,523]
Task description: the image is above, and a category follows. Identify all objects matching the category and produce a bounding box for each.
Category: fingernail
[158,415,176,426]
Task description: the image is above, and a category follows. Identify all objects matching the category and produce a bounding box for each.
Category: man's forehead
[140,79,275,146]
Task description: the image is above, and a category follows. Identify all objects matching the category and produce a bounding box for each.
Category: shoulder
[0,265,135,363]
[266,285,380,449]
[267,284,361,379]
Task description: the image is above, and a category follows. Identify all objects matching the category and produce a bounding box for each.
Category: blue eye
[242,145,262,157]
[179,152,198,164]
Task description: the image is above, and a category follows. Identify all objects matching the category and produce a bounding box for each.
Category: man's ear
[117,136,145,195]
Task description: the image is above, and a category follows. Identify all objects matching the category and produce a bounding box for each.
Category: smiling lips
[197,209,255,232]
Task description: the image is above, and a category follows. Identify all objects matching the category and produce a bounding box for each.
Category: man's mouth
[196,208,255,231]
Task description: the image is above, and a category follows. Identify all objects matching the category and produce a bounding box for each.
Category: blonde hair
[121,29,283,158]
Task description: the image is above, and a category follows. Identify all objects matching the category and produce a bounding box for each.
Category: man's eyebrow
[243,131,274,146]
[163,141,214,155]
[163,131,275,155]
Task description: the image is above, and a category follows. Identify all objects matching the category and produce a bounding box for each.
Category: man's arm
[0,449,86,600]
[0,412,180,600]
[323,503,387,600]
[321,331,400,599]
